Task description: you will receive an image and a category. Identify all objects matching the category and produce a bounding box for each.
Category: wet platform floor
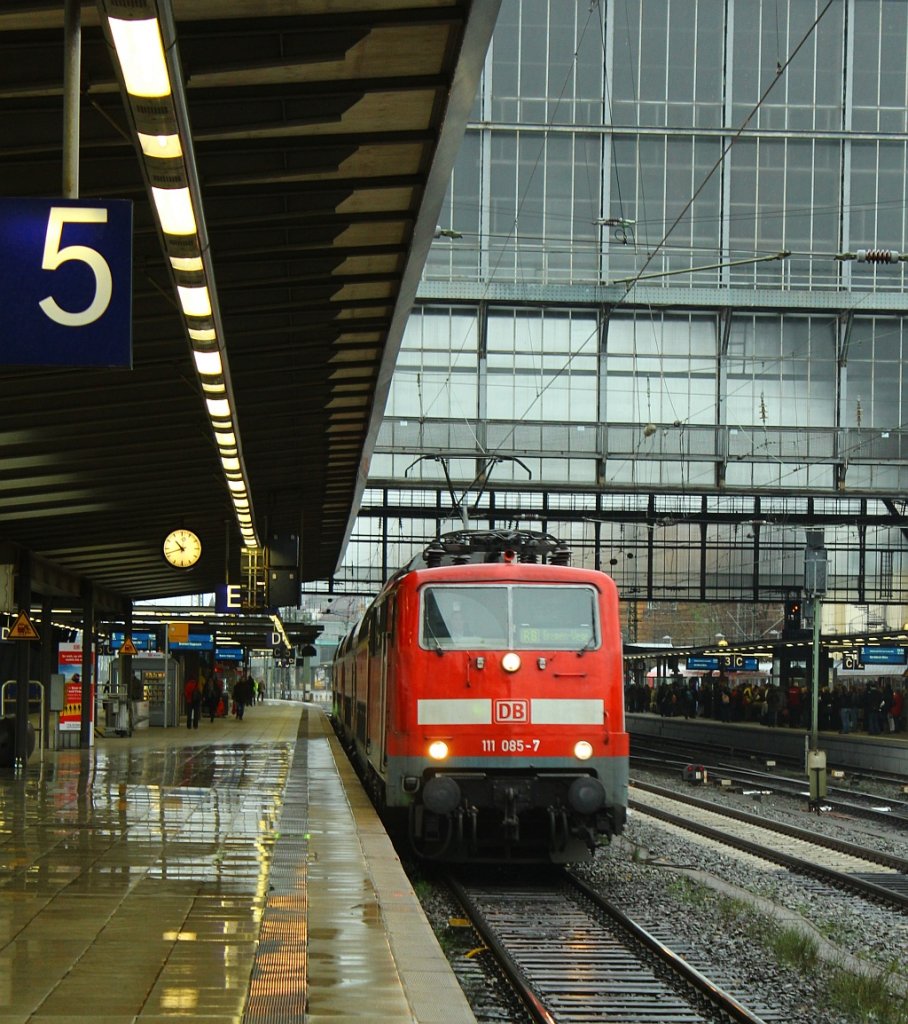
[0,702,475,1024]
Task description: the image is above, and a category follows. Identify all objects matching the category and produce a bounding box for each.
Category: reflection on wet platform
[0,705,300,1023]
[0,702,476,1024]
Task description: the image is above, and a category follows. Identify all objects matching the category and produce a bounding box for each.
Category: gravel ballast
[412,771,907,1024]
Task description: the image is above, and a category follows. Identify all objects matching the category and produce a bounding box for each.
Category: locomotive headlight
[573,740,594,761]
[501,652,521,673]
[428,740,449,760]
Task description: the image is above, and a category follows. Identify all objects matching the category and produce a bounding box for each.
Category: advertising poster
[58,642,94,735]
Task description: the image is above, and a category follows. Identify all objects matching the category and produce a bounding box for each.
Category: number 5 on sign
[0,196,132,367]
[39,207,113,327]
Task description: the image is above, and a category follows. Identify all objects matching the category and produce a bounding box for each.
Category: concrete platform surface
[0,702,476,1024]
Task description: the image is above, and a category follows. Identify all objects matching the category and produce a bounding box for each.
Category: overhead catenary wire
[478,0,838,469]
[617,0,837,300]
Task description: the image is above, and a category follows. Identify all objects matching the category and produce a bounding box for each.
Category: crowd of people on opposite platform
[183,671,266,729]
[625,672,906,735]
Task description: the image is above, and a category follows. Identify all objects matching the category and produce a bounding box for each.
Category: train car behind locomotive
[332,530,628,862]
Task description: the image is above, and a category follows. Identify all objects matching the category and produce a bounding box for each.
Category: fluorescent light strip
[178,286,211,317]
[171,255,204,272]
[152,187,196,235]
[189,327,217,342]
[139,132,182,158]
[104,4,259,550]
[108,17,171,98]
[206,398,230,419]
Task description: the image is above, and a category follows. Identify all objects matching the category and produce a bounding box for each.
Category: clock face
[162,528,202,568]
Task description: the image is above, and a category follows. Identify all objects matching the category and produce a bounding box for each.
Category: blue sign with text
[0,197,132,366]
[111,631,156,651]
[215,583,243,613]
[215,647,244,661]
[720,655,759,671]
[169,633,214,651]
[686,656,718,671]
[859,646,906,665]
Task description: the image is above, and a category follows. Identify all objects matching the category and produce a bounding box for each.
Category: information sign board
[111,631,155,651]
[859,646,906,665]
[215,647,244,661]
[0,197,132,366]
[686,656,718,671]
[169,633,214,651]
[720,655,759,671]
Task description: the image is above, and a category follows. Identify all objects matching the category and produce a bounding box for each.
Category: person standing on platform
[881,682,895,732]
[864,679,882,734]
[890,686,904,732]
[765,683,780,727]
[184,676,201,730]
[787,682,802,728]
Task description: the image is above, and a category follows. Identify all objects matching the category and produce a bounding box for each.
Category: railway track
[629,781,908,911]
[447,870,774,1024]
[632,740,908,822]
[631,752,908,826]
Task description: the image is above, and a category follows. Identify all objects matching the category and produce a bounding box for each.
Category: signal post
[805,531,828,810]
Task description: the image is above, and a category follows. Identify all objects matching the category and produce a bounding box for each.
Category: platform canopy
[0,0,497,607]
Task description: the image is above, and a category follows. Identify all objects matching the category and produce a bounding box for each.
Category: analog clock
[162,528,202,569]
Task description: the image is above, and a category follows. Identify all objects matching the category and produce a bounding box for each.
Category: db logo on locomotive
[494,699,529,723]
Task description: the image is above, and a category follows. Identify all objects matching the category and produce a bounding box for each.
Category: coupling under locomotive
[332,530,628,863]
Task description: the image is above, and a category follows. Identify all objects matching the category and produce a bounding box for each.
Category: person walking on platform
[184,676,201,730]
[232,675,250,721]
[202,676,218,723]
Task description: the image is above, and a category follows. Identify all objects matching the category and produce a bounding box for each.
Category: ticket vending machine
[108,655,181,728]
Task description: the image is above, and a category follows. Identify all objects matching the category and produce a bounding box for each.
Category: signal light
[783,597,802,635]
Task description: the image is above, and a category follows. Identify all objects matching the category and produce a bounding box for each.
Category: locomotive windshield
[421,585,597,650]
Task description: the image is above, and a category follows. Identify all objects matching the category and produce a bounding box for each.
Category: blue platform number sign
[0,197,132,366]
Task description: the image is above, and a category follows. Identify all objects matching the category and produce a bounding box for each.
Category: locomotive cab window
[513,586,597,650]
[423,587,508,648]
[421,584,598,651]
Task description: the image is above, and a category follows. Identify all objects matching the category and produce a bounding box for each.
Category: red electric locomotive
[332,530,628,862]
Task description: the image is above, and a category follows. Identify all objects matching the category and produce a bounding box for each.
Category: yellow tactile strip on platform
[243,714,310,1022]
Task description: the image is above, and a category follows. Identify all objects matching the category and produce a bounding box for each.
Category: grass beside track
[669,876,907,1024]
